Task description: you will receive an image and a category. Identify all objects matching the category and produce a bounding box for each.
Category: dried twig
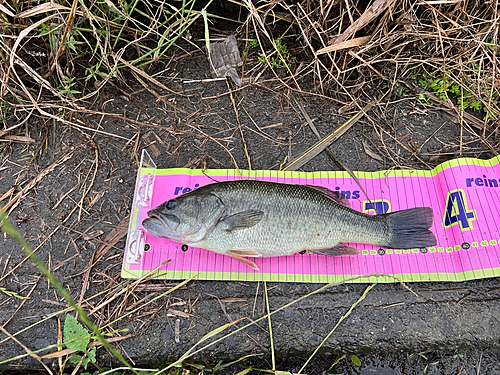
[285,102,374,171]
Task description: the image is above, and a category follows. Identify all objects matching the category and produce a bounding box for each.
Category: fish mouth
[142,211,180,238]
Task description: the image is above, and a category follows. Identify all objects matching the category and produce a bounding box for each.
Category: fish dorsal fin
[221,210,264,231]
[307,185,351,207]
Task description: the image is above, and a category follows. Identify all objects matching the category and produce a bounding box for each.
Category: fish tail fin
[382,207,437,249]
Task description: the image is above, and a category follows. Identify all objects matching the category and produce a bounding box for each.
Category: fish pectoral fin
[312,244,360,256]
[227,250,260,271]
[221,210,264,231]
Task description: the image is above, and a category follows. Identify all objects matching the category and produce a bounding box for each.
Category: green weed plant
[403,57,499,121]
[64,314,97,370]
[258,39,296,70]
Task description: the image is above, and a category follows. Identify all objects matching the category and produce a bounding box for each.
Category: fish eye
[166,200,178,210]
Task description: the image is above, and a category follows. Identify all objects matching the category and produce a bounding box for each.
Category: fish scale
[195,180,387,256]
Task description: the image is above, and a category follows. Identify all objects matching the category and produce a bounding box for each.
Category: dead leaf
[15,2,68,18]
[83,230,105,241]
[316,36,372,55]
[363,141,384,162]
[408,138,421,154]
[95,215,130,259]
[166,309,191,318]
[329,0,396,46]
[0,135,36,143]
[41,335,134,359]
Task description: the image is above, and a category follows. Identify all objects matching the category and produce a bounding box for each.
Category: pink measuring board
[121,151,500,283]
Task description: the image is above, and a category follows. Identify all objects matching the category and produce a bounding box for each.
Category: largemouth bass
[142,180,437,270]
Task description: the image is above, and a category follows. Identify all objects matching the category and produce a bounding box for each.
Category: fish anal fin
[227,250,260,271]
[221,210,264,231]
[307,185,351,207]
[312,244,360,256]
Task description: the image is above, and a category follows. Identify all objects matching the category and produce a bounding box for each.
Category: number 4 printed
[443,189,476,231]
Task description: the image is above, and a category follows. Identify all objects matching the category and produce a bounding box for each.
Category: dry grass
[0,0,208,136]
[0,1,497,116]
[0,0,497,164]
[239,0,499,126]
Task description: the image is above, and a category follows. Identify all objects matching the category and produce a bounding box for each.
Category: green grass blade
[0,206,139,375]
